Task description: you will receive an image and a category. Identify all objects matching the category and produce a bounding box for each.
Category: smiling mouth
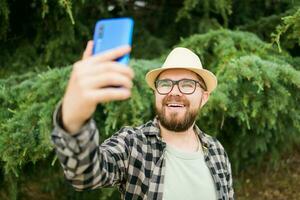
[166,103,185,108]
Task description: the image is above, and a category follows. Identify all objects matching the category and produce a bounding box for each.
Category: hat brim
[145,67,217,93]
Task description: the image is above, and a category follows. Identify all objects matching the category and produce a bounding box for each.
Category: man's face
[155,69,209,132]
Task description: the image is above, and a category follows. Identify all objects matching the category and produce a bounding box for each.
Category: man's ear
[200,91,210,107]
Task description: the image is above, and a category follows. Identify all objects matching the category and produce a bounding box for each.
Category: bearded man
[51,42,234,200]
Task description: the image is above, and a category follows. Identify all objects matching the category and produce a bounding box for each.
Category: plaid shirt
[52,104,234,200]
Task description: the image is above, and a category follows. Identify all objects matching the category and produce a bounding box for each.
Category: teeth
[167,103,184,107]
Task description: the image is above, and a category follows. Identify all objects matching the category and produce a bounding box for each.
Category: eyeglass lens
[156,79,197,94]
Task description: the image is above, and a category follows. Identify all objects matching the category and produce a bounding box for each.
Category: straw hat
[145,47,217,93]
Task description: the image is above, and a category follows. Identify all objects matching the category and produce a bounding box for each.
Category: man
[51,41,234,200]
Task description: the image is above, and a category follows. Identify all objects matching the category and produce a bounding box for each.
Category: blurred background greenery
[0,0,300,199]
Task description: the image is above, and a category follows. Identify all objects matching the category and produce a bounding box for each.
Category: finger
[89,45,131,63]
[84,62,135,79]
[82,40,94,60]
[86,73,133,89]
[89,88,132,103]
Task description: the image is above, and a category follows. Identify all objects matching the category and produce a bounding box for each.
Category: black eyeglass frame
[155,78,207,95]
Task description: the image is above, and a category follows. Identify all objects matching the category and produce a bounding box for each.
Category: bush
[0,29,299,198]
[178,29,300,171]
[0,59,161,199]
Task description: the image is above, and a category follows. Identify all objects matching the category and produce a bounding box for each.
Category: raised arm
[51,41,134,190]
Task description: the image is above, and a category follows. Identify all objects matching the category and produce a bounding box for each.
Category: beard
[155,95,200,132]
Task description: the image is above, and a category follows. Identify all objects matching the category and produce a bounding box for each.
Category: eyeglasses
[155,79,206,95]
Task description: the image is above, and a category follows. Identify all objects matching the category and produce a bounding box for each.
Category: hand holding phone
[92,17,134,65]
[62,42,134,134]
[61,18,135,134]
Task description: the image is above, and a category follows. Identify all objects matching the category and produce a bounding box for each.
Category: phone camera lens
[98,25,104,38]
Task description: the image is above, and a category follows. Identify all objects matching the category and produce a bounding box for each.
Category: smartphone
[92,17,134,65]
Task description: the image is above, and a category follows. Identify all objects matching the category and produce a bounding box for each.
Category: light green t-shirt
[163,144,217,200]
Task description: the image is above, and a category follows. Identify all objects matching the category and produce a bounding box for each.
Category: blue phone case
[92,17,134,65]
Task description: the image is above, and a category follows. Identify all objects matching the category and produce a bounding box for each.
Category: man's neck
[159,122,199,152]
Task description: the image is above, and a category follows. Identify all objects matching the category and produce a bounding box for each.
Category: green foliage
[238,12,285,42]
[272,8,300,52]
[0,0,9,40]
[234,3,300,56]
[229,0,297,27]
[0,27,300,174]
[0,59,162,199]
[177,0,232,27]
[0,67,70,175]
[1,1,300,199]
[210,55,299,170]
[178,29,300,171]
[177,29,288,70]
[0,29,299,199]
[3,0,299,78]
[58,0,75,24]
[0,0,106,74]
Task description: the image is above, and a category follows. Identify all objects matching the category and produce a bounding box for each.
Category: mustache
[162,95,190,106]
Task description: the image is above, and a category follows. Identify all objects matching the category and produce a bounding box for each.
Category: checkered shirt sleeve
[51,103,132,191]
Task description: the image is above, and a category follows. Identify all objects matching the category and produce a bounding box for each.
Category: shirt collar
[194,125,213,148]
[143,117,160,136]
